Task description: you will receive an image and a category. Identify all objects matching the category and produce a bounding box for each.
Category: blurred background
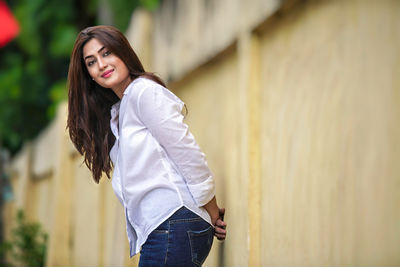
[1,0,400,266]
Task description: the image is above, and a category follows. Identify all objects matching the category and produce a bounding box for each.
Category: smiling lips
[101,69,114,78]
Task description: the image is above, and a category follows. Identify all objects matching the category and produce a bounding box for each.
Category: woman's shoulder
[132,77,167,92]
[135,76,165,89]
[134,76,159,86]
[125,77,164,97]
[128,77,184,108]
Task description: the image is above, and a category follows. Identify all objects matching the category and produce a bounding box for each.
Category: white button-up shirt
[109,77,215,257]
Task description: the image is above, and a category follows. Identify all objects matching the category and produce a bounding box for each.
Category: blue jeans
[139,206,214,267]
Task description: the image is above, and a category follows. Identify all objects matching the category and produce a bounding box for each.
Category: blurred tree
[0,0,93,155]
[0,0,159,156]
[108,0,160,31]
[0,209,48,267]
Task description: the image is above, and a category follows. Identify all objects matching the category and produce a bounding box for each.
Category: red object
[0,1,20,47]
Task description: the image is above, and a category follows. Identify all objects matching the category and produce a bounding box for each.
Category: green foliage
[0,0,83,154]
[0,210,48,267]
[0,0,160,155]
[47,79,68,118]
[109,0,160,31]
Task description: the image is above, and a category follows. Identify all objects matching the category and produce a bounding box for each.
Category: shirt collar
[111,100,121,115]
[110,77,143,117]
[112,99,121,108]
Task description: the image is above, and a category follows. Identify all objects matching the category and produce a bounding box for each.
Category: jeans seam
[152,230,169,234]
[163,220,171,266]
[170,217,203,224]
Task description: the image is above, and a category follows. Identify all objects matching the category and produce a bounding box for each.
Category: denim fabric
[139,206,214,267]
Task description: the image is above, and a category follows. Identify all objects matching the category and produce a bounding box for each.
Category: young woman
[67,25,226,266]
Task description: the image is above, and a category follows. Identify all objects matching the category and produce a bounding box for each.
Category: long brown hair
[67,25,165,183]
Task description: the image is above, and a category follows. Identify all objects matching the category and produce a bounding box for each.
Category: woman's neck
[112,76,133,99]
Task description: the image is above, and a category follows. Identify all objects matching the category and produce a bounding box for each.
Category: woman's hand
[203,197,227,241]
[214,208,227,240]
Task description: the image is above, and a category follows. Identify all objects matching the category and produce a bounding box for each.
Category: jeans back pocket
[187,225,214,266]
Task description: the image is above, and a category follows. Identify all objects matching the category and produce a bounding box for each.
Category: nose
[98,57,107,70]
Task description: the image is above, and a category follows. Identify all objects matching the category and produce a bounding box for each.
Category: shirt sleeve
[133,82,215,207]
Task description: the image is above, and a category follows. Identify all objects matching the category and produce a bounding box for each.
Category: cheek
[86,67,96,77]
[120,63,130,77]
[114,58,129,74]
[121,65,129,76]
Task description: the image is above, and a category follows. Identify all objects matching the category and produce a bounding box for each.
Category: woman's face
[83,38,131,95]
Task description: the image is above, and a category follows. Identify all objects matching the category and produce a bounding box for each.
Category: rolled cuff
[187,176,216,207]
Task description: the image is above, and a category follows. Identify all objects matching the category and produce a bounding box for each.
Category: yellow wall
[3,0,400,266]
[168,0,400,265]
[258,1,400,265]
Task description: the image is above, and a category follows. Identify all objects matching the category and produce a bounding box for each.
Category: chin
[100,78,118,88]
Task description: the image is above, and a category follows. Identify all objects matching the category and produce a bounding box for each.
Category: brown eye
[87,59,96,66]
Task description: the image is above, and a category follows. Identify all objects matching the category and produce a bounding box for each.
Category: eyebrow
[84,46,106,60]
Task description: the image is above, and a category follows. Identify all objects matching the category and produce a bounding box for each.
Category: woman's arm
[135,83,215,207]
[134,81,227,239]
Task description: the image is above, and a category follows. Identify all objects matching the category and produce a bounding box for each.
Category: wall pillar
[239,31,262,267]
